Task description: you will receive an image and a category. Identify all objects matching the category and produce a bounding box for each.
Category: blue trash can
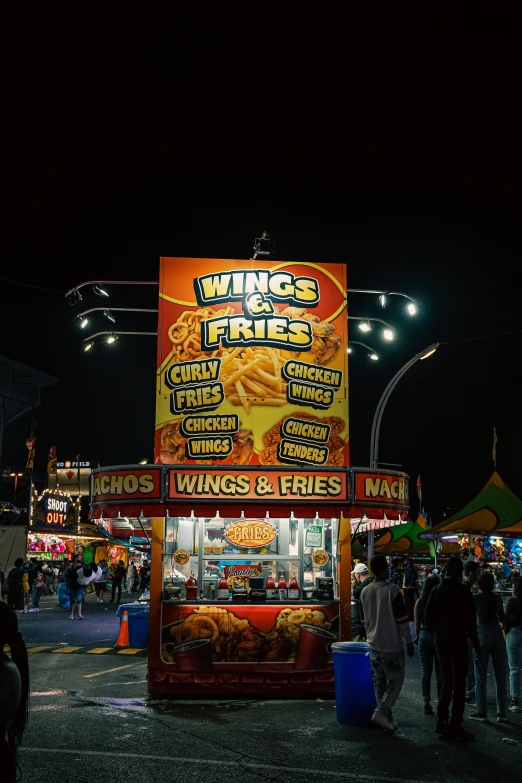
[332,641,376,725]
[128,610,149,648]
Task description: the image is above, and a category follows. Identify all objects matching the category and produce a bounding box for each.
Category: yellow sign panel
[155,258,349,467]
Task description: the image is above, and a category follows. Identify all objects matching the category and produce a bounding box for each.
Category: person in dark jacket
[470,572,508,722]
[109,560,126,604]
[425,557,480,741]
[351,563,373,641]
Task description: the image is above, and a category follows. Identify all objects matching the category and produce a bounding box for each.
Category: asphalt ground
[11,592,522,783]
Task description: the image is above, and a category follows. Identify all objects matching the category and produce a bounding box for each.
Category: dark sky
[3,7,520,521]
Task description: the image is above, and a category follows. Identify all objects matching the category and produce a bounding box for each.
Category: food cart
[89,256,410,696]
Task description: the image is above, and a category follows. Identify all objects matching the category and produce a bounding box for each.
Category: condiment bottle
[288,575,300,600]
[185,573,198,600]
[217,574,230,601]
[266,574,277,600]
[277,574,288,601]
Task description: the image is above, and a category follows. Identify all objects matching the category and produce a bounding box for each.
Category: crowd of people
[0,556,152,618]
[352,554,522,741]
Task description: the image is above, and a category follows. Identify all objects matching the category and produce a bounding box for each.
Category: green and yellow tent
[423,472,522,538]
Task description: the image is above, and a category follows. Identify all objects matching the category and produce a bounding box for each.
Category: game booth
[89,256,410,696]
[420,472,522,592]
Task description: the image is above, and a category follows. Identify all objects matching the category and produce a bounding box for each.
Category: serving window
[163,513,338,599]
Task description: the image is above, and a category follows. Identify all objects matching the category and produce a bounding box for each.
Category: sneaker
[435,719,448,735]
[78,615,84,620]
[371,710,396,732]
[496,713,508,723]
[424,701,434,715]
[469,713,488,722]
[388,713,399,731]
[69,616,74,620]
[28,608,39,612]
[465,695,476,706]
[509,699,521,713]
[444,726,475,742]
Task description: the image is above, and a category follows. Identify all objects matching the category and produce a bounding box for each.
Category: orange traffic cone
[115,610,130,647]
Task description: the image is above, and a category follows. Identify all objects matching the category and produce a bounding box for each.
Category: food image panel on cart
[161,603,338,669]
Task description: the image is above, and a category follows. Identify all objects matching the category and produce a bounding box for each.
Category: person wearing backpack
[29,570,45,613]
[94,560,110,604]
[64,557,85,620]
[6,560,28,614]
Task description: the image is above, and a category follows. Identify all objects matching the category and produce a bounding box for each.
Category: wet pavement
[15,593,522,783]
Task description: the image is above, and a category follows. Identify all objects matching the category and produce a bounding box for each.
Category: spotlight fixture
[103,310,116,324]
[66,289,82,306]
[407,302,417,316]
[347,346,352,353]
[83,341,94,352]
[358,320,372,333]
[139,459,148,465]
[379,293,388,308]
[253,231,275,256]
[107,334,118,344]
[93,284,109,297]
[369,352,379,361]
[383,329,394,341]
[76,315,89,329]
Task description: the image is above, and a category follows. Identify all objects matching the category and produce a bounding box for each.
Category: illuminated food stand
[89,256,410,696]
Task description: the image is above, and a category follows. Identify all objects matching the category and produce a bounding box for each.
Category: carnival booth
[88,255,414,697]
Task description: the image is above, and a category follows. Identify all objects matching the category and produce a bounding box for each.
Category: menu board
[155,258,349,467]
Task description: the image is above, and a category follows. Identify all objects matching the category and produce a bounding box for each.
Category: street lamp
[349,316,396,341]
[369,343,439,469]
[349,341,379,360]
[82,331,157,351]
[73,307,158,328]
[10,472,23,501]
[349,289,420,314]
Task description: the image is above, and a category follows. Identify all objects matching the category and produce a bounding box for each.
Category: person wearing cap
[463,560,480,705]
[360,554,415,732]
[425,556,481,741]
[351,562,373,642]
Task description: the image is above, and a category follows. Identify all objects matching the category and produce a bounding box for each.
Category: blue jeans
[506,626,522,700]
[32,586,43,608]
[474,626,508,716]
[418,630,442,701]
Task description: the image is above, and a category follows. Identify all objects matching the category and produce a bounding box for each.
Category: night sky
[3,12,520,521]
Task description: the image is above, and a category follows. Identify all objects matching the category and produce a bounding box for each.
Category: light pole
[82,331,157,351]
[10,472,23,502]
[365,343,438,559]
[369,343,439,469]
[348,341,380,360]
[74,307,158,330]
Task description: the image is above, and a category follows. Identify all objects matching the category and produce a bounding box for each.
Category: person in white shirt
[360,554,415,732]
